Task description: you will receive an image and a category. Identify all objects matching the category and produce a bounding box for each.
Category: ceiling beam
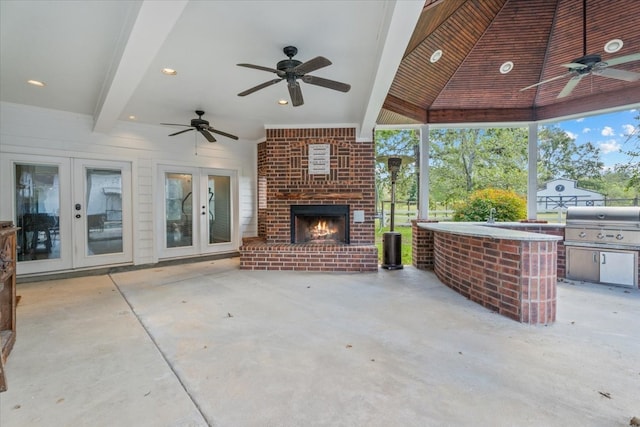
[382,94,427,123]
[359,0,424,141]
[93,0,188,133]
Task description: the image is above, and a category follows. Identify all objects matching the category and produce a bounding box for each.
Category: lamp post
[382,157,403,270]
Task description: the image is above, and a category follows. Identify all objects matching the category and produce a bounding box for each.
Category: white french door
[72,159,133,268]
[1,154,132,275]
[157,165,237,259]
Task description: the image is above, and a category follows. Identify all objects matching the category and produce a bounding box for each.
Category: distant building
[537,178,604,211]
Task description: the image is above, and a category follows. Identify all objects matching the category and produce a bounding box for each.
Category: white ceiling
[0,0,424,142]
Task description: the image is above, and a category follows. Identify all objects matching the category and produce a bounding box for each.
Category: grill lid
[566,207,640,223]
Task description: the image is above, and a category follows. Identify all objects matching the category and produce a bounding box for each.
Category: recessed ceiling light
[604,39,623,53]
[499,61,514,74]
[128,115,136,120]
[27,79,46,87]
[278,99,288,105]
[161,68,177,76]
[430,49,443,63]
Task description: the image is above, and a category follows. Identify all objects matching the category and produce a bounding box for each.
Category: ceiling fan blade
[604,52,640,67]
[557,75,584,98]
[169,128,195,137]
[293,56,332,75]
[237,63,279,74]
[520,73,570,91]
[199,129,216,143]
[238,78,282,96]
[161,123,190,127]
[209,127,239,140]
[288,81,304,107]
[597,67,640,82]
[302,75,351,92]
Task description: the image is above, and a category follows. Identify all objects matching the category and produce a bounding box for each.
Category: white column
[419,125,430,219]
[528,123,538,219]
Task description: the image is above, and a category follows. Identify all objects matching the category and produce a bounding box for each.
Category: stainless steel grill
[565,206,640,247]
[564,207,639,288]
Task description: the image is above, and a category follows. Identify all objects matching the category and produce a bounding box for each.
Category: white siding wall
[0,102,257,267]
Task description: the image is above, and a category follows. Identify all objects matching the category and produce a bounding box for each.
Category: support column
[528,123,538,219]
[419,125,430,219]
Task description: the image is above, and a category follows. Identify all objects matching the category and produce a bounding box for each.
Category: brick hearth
[240,127,378,271]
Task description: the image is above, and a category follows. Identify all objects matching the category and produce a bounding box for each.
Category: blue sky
[548,107,639,169]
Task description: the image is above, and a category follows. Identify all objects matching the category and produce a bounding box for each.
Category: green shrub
[453,188,526,222]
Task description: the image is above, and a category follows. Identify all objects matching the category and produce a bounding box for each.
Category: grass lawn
[374,224,413,266]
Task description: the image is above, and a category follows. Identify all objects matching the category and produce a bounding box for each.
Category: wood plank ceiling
[379,0,640,126]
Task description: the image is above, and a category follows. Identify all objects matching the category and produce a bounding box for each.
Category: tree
[429,128,528,202]
[537,125,603,189]
[374,129,419,211]
[616,112,640,191]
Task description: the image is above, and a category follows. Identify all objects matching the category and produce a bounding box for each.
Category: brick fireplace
[240,127,378,271]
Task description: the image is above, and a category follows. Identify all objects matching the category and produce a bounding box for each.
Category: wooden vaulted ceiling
[379,0,640,126]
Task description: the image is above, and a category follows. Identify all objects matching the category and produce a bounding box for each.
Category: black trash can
[382,231,403,270]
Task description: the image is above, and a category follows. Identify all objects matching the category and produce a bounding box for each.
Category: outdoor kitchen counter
[417,222,562,325]
[421,222,564,240]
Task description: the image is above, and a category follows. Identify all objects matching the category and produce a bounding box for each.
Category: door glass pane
[86,168,123,255]
[165,173,193,248]
[207,175,231,244]
[15,164,60,261]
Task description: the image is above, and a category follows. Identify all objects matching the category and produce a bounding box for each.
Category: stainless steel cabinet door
[600,251,636,287]
[566,247,600,282]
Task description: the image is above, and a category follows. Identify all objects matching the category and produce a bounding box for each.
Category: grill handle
[601,253,606,265]
[594,253,598,264]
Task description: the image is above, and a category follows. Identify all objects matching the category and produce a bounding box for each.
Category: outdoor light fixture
[499,61,514,74]
[430,49,443,63]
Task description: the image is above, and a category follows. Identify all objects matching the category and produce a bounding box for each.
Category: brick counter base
[433,231,557,325]
[240,240,378,272]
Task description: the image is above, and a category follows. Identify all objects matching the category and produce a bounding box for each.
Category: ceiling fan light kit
[237,45,351,107]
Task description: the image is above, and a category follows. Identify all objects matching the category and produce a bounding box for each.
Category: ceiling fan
[161,110,238,142]
[520,0,640,98]
[237,46,351,106]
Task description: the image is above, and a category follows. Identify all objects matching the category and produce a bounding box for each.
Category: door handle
[601,253,606,265]
[593,253,598,263]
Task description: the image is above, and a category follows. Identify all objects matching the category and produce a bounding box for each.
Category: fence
[377,197,639,229]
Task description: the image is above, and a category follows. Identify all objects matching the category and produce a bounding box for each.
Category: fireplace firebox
[291,205,349,244]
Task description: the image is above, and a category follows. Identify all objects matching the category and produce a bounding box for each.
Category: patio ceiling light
[604,39,623,53]
[430,49,443,63]
[27,79,46,87]
[161,68,177,76]
[499,61,514,74]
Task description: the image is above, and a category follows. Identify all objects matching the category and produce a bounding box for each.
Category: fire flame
[310,220,337,239]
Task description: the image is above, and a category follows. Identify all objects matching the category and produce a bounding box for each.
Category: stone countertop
[418,222,563,241]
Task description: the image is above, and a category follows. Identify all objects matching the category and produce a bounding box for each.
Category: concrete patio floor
[1,257,638,426]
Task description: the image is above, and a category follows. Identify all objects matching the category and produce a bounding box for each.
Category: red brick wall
[413,222,566,279]
[412,219,437,269]
[258,128,375,245]
[433,231,557,324]
[243,127,378,271]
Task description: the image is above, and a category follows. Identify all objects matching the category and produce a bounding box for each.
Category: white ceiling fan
[521,0,640,98]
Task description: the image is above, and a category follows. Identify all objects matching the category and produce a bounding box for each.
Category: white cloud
[565,130,577,140]
[599,139,621,154]
[582,127,591,133]
[622,124,635,136]
[601,126,615,137]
